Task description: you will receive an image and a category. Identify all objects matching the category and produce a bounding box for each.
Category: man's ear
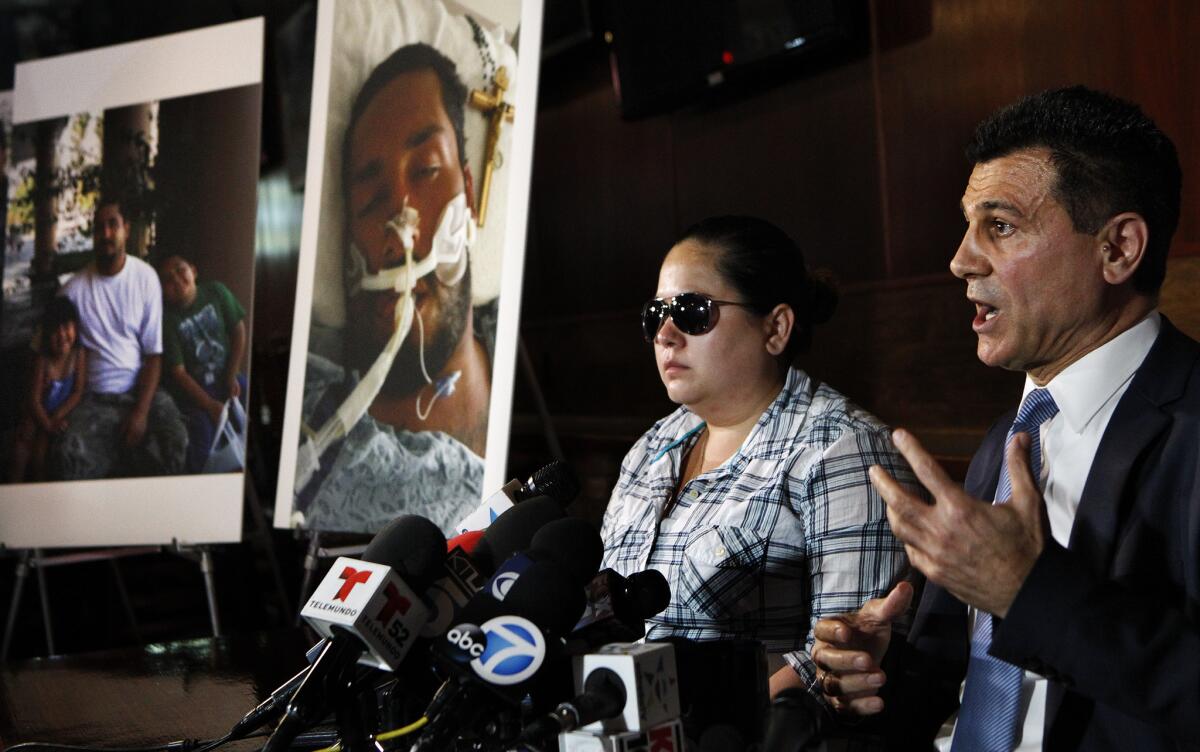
[1098,212,1149,286]
[764,303,795,357]
[463,163,476,215]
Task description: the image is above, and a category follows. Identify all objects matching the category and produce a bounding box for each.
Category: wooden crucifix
[468,65,515,228]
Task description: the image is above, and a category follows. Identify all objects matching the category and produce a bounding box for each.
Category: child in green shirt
[159,255,248,473]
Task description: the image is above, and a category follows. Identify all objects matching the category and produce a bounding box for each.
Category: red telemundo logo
[625,726,677,752]
[375,582,413,624]
[648,727,676,752]
[334,567,372,601]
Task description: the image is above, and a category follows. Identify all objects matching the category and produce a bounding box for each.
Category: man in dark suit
[810,87,1196,750]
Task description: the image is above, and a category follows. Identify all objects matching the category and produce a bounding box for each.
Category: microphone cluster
[222,461,828,752]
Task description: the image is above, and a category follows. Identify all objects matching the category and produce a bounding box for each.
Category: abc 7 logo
[446,616,545,685]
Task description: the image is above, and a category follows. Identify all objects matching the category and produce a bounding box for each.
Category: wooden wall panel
[876,0,1200,280]
[669,58,885,282]
[517,0,1200,491]
[524,80,677,321]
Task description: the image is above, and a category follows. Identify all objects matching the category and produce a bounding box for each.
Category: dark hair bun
[804,268,839,326]
[678,215,841,360]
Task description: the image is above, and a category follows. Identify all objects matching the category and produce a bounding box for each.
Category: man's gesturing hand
[812,581,913,715]
[869,428,1047,618]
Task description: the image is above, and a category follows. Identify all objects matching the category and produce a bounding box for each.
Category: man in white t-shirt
[50,198,186,479]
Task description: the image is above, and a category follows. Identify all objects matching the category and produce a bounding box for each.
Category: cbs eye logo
[490,571,519,600]
[470,615,545,685]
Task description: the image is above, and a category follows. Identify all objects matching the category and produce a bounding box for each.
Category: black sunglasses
[641,292,751,342]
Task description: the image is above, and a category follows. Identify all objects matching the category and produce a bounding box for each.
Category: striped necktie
[951,387,1059,752]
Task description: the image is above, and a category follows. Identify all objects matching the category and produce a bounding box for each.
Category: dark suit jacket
[881,318,1200,751]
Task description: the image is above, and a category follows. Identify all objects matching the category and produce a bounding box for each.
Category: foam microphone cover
[446,556,586,644]
[498,557,586,635]
[363,514,447,590]
[529,516,604,588]
[472,495,564,575]
[625,569,671,618]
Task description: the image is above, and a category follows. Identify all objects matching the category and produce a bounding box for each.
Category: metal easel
[2,468,293,659]
[2,545,154,660]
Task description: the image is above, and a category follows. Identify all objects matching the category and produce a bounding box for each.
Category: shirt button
[689,489,700,499]
[714,546,727,557]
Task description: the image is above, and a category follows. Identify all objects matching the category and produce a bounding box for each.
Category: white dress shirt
[938,311,1161,750]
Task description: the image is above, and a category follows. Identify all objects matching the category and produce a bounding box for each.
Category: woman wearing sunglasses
[599,215,914,703]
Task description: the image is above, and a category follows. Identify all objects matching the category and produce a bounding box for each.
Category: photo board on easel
[0,19,264,548]
[273,0,543,534]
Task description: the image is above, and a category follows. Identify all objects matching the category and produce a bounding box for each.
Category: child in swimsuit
[8,298,89,482]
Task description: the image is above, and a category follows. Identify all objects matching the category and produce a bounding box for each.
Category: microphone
[420,540,486,639]
[470,495,566,576]
[419,507,593,646]
[463,516,603,635]
[575,642,680,734]
[653,637,771,747]
[416,561,585,750]
[569,568,671,651]
[415,518,605,749]
[263,515,446,752]
[446,528,485,554]
[416,497,566,640]
[520,515,605,589]
[227,635,335,739]
[228,666,310,740]
[557,718,686,752]
[521,642,680,747]
[516,459,580,505]
[762,688,827,752]
[453,460,580,534]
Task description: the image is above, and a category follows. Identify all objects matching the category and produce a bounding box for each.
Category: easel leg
[33,549,55,656]
[199,548,221,637]
[2,551,32,661]
[295,530,321,626]
[518,336,565,461]
[108,558,142,643]
[244,474,292,623]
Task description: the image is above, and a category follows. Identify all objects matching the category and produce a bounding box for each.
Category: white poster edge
[273,0,336,529]
[13,18,265,124]
[480,0,544,497]
[0,474,245,548]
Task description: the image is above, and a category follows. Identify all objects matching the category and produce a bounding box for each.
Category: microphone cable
[6,730,343,752]
[3,733,253,752]
[308,715,430,752]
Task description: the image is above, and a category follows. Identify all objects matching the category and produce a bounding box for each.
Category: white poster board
[0,19,264,548]
[273,0,542,534]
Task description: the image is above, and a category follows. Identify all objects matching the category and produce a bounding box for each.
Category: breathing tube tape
[295,194,475,493]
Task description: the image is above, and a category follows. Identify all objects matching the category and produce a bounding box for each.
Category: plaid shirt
[600,367,912,692]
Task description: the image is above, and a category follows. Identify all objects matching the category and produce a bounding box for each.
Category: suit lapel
[1067,394,1168,571]
[1064,319,1192,590]
[1045,318,1196,734]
